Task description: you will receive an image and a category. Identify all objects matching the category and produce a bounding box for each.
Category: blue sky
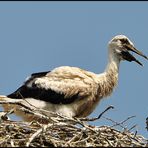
[0,2,148,138]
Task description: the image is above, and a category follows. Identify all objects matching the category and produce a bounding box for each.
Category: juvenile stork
[1,35,148,121]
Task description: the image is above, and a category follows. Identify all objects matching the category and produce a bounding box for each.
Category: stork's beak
[123,44,148,66]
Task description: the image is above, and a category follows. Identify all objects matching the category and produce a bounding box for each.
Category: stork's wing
[7,70,90,104]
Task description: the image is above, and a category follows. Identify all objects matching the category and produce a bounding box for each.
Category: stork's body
[6,63,118,118]
[2,35,148,121]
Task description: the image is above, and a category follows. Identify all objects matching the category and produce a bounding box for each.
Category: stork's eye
[120,38,129,44]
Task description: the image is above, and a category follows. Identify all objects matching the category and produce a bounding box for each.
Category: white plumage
[1,35,147,121]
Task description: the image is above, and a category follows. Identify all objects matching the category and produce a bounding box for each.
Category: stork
[1,35,148,121]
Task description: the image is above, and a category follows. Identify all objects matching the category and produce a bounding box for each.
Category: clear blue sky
[0,2,148,138]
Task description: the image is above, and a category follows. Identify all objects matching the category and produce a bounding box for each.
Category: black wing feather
[7,71,80,104]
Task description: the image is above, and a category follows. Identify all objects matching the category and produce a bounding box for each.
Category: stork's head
[108,35,148,66]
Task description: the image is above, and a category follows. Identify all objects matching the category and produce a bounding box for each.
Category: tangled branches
[0,99,147,147]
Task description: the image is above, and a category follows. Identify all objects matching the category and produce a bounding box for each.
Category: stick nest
[0,109,147,147]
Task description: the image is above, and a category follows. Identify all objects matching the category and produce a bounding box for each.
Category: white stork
[1,35,148,121]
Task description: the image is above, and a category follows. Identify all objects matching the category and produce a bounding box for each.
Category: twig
[128,124,137,132]
[66,132,82,144]
[133,130,138,139]
[105,115,136,130]
[26,125,47,147]
[120,115,136,125]
[0,100,33,111]
[97,106,114,119]
[0,99,59,124]
[146,117,148,131]
[0,109,14,121]
[10,139,15,147]
[80,105,114,122]
[102,116,126,129]
[26,123,61,147]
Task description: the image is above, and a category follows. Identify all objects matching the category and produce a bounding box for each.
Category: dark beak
[122,44,148,66]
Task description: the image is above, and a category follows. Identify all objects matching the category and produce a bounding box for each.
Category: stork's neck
[106,50,120,75]
[97,51,120,98]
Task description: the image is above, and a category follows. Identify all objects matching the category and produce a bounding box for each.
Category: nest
[0,105,147,147]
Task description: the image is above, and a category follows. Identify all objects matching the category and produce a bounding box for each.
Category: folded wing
[7,67,91,104]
